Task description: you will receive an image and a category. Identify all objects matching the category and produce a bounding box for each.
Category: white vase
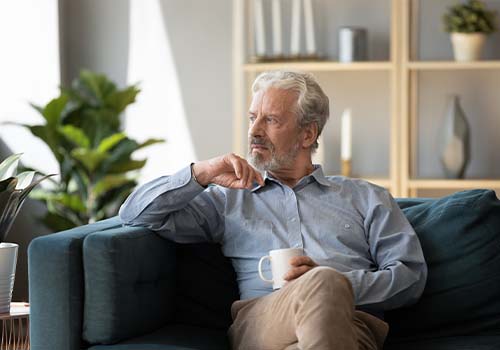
[450,33,486,62]
[0,243,18,314]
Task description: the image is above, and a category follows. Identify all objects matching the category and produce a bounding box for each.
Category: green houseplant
[0,153,54,313]
[443,0,498,61]
[5,70,164,232]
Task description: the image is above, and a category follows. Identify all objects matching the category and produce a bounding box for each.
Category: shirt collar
[251,164,331,192]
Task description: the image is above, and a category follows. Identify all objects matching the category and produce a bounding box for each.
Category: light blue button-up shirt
[119,164,427,311]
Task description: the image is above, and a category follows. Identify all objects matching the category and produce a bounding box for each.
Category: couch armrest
[82,224,176,345]
[28,217,123,350]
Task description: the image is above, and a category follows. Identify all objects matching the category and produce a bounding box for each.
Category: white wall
[60,0,233,179]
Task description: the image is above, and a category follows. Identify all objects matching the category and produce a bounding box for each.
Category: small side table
[0,303,29,350]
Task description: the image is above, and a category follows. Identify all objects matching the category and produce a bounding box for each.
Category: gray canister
[338,27,368,62]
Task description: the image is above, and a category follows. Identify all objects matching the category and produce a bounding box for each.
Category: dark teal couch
[28,189,500,350]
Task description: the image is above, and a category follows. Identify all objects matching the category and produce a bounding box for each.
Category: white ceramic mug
[258,248,304,289]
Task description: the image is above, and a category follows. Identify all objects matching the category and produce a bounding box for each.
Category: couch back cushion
[82,227,177,345]
[174,243,240,330]
[387,189,500,339]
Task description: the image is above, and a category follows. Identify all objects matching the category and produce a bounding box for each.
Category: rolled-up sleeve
[118,165,225,243]
[342,186,427,310]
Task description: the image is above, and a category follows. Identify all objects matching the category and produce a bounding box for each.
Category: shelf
[364,178,392,188]
[407,61,500,71]
[409,179,500,189]
[243,61,394,72]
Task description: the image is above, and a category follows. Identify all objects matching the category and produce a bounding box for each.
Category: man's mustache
[249,137,274,149]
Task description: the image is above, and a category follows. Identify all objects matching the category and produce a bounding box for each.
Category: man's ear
[301,123,318,149]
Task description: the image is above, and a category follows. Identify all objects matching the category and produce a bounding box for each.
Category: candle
[254,0,266,56]
[290,0,301,56]
[341,109,352,160]
[272,0,282,56]
[303,0,316,55]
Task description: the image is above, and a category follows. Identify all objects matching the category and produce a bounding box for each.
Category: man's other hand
[192,153,265,189]
[284,256,318,281]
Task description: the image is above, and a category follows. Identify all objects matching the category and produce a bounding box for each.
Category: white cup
[258,248,304,289]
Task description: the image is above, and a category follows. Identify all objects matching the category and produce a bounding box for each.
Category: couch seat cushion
[384,335,500,350]
[87,324,229,350]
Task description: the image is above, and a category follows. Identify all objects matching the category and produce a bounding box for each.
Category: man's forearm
[118,165,205,228]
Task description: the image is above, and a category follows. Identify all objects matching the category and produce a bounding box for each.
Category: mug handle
[258,255,273,283]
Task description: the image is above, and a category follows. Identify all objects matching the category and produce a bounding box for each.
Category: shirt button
[291,218,297,223]
[344,224,351,229]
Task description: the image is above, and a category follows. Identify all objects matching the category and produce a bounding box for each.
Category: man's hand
[192,153,265,189]
[284,256,318,281]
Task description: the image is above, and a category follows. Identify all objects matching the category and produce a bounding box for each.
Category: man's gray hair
[251,70,330,151]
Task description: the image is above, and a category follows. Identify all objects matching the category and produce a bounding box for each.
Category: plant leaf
[71,148,107,172]
[97,133,126,153]
[39,212,78,232]
[42,94,69,126]
[106,85,140,114]
[108,159,147,173]
[0,177,17,192]
[18,174,58,204]
[58,125,90,149]
[0,190,22,242]
[93,174,133,199]
[32,192,87,213]
[14,171,35,190]
[78,70,117,104]
[136,138,165,150]
[0,153,22,181]
[28,125,64,163]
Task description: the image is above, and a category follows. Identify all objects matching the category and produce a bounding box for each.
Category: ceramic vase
[439,95,470,179]
[450,33,486,61]
[0,243,18,314]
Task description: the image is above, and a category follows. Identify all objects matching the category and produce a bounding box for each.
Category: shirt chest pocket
[225,218,274,257]
[317,215,368,254]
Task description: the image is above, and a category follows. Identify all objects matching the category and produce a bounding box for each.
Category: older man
[119,71,427,350]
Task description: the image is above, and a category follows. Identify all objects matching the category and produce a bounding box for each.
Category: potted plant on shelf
[0,153,54,313]
[3,70,164,231]
[443,0,498,61]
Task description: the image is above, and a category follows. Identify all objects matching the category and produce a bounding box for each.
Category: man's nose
[249,117,264,137]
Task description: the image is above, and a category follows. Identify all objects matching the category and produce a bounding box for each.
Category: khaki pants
[228,267,389,350]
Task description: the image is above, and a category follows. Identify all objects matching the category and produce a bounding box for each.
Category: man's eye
[249,116,256,123]
[266,117,276,124]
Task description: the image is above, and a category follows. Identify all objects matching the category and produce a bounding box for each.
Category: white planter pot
[450,33,486,62]
[0,243,18,314]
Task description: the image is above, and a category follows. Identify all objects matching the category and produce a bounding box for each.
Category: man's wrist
[191,163,208,188]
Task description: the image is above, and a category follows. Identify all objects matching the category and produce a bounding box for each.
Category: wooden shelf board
[244,61,394,72]
[364,178,392,188]
[407,61,500,70]
[409,179,500,189]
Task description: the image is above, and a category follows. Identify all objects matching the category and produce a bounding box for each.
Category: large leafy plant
[443,0,497,34]
[5,70,163,231]
[0,154,54,242]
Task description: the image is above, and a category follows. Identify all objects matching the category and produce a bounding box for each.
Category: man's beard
[247,136,300,172]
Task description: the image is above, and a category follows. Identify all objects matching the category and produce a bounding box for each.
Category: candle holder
[341,159,352,177]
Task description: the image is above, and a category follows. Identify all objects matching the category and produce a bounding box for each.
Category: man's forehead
[249,88,298,113]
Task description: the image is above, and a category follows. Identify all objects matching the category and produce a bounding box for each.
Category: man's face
[247,87,303,171]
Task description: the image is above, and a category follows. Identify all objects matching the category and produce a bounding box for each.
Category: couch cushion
[87,324,229,350]
[82,227,177,345]
[384,335,500,350]
[174,243,240,329]
[387,189,500,339]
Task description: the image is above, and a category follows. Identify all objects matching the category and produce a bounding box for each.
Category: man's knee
[301,266,354,297]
